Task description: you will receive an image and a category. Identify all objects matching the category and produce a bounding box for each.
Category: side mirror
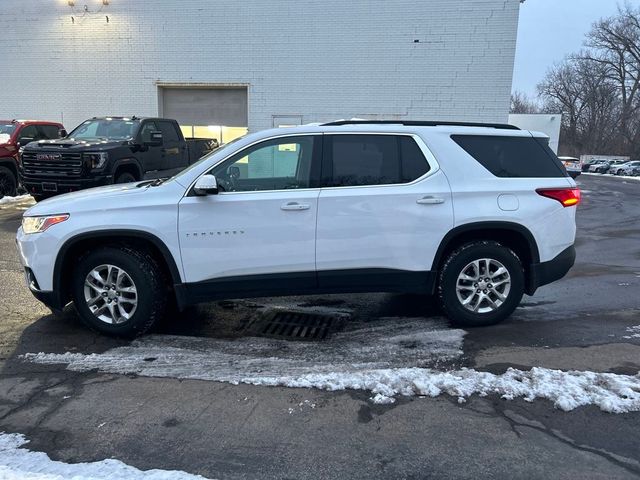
[18,137,35,147]
[59,129,67,138]
[193,174,218,196]
[144,131,163,147]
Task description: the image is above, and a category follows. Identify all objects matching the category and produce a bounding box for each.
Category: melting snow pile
[0,432,210,479]
[21,318,640,413]
[0,194,32,205]
[238,366,640,413]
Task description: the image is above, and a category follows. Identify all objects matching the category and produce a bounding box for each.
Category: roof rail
[322,120,520,130]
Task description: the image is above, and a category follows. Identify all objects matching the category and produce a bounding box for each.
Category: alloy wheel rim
[455,258,511,314]
[83,264,138,324]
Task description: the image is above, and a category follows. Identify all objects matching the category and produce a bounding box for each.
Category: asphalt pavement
[0,174,639,479]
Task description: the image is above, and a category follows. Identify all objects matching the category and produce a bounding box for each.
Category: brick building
[1,0,521,143]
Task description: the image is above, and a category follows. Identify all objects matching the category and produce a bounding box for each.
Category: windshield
[0,124,16,143]
[69,119,137,140]
[170,135,247,181]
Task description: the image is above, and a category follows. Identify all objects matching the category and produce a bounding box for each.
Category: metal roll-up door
[160,87,248,127]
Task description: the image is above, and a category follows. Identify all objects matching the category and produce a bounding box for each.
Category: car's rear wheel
[438,241,524,327]
[0,166,17,199]
[71,246,167,337]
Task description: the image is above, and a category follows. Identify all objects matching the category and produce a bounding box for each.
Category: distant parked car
[604,160,628,173]
[612,161,640,176]
[558,157,581,179]
[588,161,611,173]
[0,119,65,198]
[581,159,598,172]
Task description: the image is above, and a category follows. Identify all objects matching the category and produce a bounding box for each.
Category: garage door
[159,87,248,143]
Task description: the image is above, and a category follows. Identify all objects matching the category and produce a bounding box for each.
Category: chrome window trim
[184,131,441,196]
[319,132,441,191]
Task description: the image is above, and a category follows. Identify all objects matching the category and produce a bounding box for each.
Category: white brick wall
[0,0,520,132]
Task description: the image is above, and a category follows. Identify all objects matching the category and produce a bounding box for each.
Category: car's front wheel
[438,241,524,327]
[0,166,17,199]
[71,246,167,337]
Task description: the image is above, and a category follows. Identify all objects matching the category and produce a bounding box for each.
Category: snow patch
[22,318,465,380]
[582,172,640,181]
[623,325,640,340]
[0,432,211,479]
[20,324,640,412]
[0,194,32,205]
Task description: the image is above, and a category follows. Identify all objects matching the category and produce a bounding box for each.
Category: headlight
[84,152,109,170]
[22,214,69,234]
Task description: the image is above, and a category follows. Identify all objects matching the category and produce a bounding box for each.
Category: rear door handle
[281,202,310,211]
[417,196,445,205]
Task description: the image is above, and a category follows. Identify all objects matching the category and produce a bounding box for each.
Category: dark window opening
[325,135,430,187]
[451,135,568,178]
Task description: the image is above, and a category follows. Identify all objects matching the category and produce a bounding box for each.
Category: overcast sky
[512,0,639,98]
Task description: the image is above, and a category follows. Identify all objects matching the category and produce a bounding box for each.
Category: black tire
[115,171,137,184]
[0,166,17,199]
[71,246,167,337]
[437,241,524,327]
[32,194,51,203]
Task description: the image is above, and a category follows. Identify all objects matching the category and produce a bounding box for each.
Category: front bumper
[30,284,65,313]
[527,246,576,295]
[20,174,113,196]
[16,232,66,312]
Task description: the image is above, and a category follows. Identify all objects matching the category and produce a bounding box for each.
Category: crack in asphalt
[463,398,640,477]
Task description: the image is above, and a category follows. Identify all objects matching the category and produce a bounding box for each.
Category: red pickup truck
[0,119,66,198]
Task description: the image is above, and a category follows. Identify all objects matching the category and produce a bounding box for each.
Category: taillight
[536,188,581,207]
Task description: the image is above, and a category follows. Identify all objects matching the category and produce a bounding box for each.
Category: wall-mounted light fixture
[66,0,110,24]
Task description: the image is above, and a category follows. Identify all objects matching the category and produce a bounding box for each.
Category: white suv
[16,120,579,337]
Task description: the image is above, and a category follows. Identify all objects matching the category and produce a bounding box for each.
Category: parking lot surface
[0,174,639,479]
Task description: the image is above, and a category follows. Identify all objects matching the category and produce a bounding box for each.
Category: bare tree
[537,5,640,157]
[510,91,540,114]
[583,4,640,156]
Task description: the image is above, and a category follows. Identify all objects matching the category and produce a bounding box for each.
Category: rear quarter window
[451,135,568,178]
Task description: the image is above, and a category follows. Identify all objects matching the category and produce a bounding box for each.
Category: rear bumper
[527,246,576,295]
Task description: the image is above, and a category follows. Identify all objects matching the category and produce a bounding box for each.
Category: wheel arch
[112,158,142,180]
[53,230,182,310]
[432,222,540,295]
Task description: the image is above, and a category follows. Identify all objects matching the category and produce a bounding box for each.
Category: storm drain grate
[254,311,346,341]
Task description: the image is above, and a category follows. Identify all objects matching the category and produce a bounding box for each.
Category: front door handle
[281,202,310,211]
[417,196,445,205]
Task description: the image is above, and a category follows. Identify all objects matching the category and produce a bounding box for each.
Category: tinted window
[400,136,430,182]
[451,135,568,178]
[139,121,159,143]
[38,125,61,139]
[326,135,430,187]
[158,121,180,143]
[19,125,38,141]
[211,136,316,192]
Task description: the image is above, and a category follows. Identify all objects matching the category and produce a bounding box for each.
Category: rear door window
[451,135,568,178]
[323,135,430,187]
